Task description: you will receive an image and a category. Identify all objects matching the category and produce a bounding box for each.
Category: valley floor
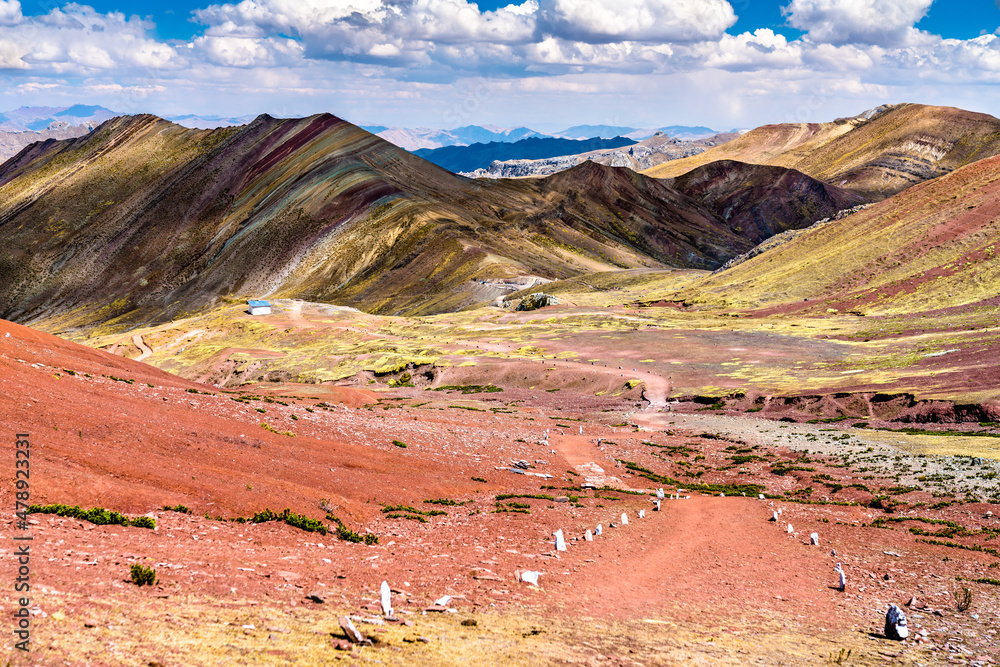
[3,285,1000,665]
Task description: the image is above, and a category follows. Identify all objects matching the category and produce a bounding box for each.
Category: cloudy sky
[2,0,1000,130]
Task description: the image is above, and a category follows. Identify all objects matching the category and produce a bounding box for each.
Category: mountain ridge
[643,103,1000,198]
[0,113,848,332]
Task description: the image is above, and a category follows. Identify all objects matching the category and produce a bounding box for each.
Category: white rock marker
[519,570,540,586]
[656,488,665,499]
[759,494,765,500]
[770,511,779,522]
[621,512,629,525]
[638,510,646,519]
[787,523,794,533]
[810,532,819,545]
[434,595,452,607]
[654,500,661,511]
[595,524,603,536]
[885,604,909,640]
[579,426,583,435]
[380,580,393,618]
[835,564,846,592]
[339,616,365,644]
[584,530,593,541]
[554,529,567,551]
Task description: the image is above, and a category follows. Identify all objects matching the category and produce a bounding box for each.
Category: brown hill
[663,160,865,245]
[644,104,1000,198]
[0,114,850,332]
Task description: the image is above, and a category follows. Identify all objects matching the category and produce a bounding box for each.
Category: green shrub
[326,514,377,544]
[335,523,364,542]
[130,563,157,586]
[494,493,554,501]
[161,504,192,514]
[282,511,328,534]
[240,508,327,534]
[130,516,156,529]
[29,504,130,526]
[250,508,280,523]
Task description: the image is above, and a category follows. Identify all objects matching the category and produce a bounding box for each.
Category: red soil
[1,317,998,664]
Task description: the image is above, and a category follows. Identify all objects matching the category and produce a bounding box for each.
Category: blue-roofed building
[247,299,271,316]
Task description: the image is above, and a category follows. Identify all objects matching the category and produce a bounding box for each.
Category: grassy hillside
[678,152,1000,316]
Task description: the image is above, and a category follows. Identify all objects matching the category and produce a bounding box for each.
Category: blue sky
[17,0,999,41]
[4,0,1000,130]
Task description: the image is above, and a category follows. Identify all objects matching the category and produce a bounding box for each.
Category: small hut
[247,300,272,316]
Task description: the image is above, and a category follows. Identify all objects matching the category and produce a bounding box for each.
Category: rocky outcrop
[515,293,560,311]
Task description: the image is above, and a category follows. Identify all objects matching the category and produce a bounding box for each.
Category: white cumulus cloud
[193,35,304,68]
[0,0,20,26]
[0,37,25,68]
[1,5,178,74]
[783,0,934,46]
[694,29,804,71]
[538,0,736,44]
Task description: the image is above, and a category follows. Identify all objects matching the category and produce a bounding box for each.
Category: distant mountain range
[413,135,638,173]
[0,105,119,162]
[364,123,727,151]
[462,131,740,179]
[167,114,258,129]
[556,124,724,141]
[0,104,261,134]
[0,104,120,132]
[0,103,729,163]
[362,125,548,151]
